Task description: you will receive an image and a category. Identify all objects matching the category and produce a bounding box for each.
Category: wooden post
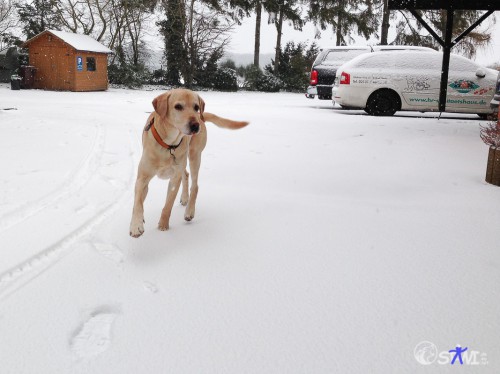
[485,147,500,186]
[485,116,500,186]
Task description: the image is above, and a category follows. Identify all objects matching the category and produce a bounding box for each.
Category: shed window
[86,57,96,71]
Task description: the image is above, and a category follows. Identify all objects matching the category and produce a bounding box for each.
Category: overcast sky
[227,11,500,67]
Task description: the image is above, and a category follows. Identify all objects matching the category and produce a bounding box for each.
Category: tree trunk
[274,6,284,72]
[380,0,390,45]
[253,0,262,67]
[336,11,342,46]
[163,0,184,86]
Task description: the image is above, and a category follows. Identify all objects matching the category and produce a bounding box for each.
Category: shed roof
[22,30,112,54]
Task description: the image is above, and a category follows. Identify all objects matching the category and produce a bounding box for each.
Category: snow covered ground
[0,83,499,373]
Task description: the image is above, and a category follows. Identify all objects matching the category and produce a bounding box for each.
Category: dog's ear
[198,95,205,122]
[152,92,171,118]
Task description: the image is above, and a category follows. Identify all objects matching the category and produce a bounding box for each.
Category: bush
[108,63,149,88]
[242,65,282,92]
[212,67,238,91]
[148,69,169,85]
[266,41,320,92]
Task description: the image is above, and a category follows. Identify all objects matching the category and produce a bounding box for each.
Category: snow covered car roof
[318,45,435,53]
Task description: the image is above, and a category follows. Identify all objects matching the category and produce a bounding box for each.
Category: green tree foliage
[242,64,282,91]
[267,41,319,91]
[267,0,303,70]
[158,0,186,86]
[16,0,61,39]
[158,0,236,87]
[394,10,494,58]
[308,0,379,46]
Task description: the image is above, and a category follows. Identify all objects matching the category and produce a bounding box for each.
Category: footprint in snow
[93,242,124,264]
[70,310,118,359]
[143,281,159,294]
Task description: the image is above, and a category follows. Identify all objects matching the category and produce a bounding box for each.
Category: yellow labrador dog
[130,89,248,238]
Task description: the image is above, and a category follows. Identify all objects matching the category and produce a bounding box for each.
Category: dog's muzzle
[189,121,200,135]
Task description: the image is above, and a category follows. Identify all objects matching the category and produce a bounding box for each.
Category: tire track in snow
[0,127,140,300]
[0,198,123,300]
[0,123,106,233]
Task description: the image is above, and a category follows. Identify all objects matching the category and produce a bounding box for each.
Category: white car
[332,50,499,117]
[306,45,433,100]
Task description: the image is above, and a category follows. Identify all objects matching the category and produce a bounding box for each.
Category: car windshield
[322,49,368,66]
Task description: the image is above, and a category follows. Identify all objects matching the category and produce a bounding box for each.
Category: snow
[0,84,499,373]
[24,30,113,54]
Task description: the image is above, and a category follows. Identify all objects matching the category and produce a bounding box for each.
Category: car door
[398,52,441,111]
[446,55,497,113]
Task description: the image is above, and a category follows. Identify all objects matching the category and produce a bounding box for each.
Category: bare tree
[55,0,154,66]
[183,0,234,86]
[0,0,17,49]
[159,0,234,87]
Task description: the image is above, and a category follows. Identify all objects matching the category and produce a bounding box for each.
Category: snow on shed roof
[22,30,112,54]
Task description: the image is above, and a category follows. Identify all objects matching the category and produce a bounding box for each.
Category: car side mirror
[476,68,486,78]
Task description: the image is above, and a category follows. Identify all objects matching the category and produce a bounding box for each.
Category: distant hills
[143,49,274,70]
[223,53,274,68]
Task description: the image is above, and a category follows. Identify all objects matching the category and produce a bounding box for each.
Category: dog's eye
[174,104,183,111]
[194,104,200,112]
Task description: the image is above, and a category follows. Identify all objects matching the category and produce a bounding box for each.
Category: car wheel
[365,89,400,116]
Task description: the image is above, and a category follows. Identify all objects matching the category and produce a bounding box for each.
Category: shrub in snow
[149,69,169,85]
[480,121,500,148]
[212,68,238,92]
[242,65,282,92]
[269,41,319,92]
[108,63,149,88]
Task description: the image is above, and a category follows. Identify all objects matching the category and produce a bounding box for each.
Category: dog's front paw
[184,205,195,222]
[180,195,189,206]
[184,213,195,222]
[130,220,145,238]
[158,217,170,231]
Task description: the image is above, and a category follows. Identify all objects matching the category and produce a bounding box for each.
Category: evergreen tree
[17,0,61,39]
[394,10,493,58]
[158,0,186,86]
[308,0,379,46]
[270,41,318,91]
[267,0,303,71]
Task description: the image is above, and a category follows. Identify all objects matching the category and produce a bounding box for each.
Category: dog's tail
[203,112,249,130]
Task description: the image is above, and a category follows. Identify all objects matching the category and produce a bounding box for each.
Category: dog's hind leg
[180,169,189,206]
[158,174,182,231]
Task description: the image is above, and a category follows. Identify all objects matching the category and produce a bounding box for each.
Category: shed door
[45,46,71,90]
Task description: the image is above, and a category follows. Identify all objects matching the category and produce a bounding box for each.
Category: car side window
[449,55,478,72]
[323,49,368,65]
[394,53,439,70]
[355,54,395,69]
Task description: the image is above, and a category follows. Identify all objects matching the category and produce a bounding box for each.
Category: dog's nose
[189,122,200,134]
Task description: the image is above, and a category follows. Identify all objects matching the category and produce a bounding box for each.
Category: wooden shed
[21,30,112,91]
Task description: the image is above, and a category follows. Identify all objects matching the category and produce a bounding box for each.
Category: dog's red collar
[146,117,183,150]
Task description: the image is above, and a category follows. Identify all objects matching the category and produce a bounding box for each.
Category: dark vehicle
[490,78,500,114]
[306,45,435,101]
[306,46,370,100]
